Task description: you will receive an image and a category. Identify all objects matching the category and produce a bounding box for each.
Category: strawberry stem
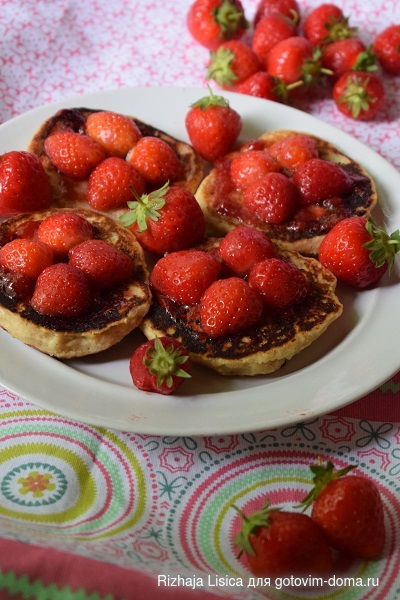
[145,337,191,390]
[298,457,356,511]
[190,86,230,110]
[336,74,376,119]
[207,47,237,87]
[232,498,280,558]
[212,0,248,37]
[364,219,400,272]
[119,181,169,231]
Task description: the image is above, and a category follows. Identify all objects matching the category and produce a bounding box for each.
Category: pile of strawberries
[187,0,400,119]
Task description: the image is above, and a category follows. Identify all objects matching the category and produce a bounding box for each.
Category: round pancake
[28,107,204,218]
[140,237,343,376]
[195,130,378,255]
[0,208,152,359]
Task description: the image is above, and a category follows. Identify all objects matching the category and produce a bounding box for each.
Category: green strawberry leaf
[119,181,169,231]
[145,337,191,390]
[364,219,400,272]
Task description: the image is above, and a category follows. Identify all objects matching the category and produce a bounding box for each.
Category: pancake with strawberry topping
[195,130,377,255]
[141,235,343,376]
[27,107,204,218]
[0,208,151,359]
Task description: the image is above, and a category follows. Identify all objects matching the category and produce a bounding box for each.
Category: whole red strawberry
[268,133,319,171]
[87,156,146,212]
[322,39,377,80]
[44,131,106,180]
[373,24,400,75]
[332,71,386,120]
[230,150,280,190]
[267,36,328,90]
[187,0,248,50]
[150,249,221,305]
[318,216,400,288]
[0,238,53,280]
[85,110,142,157]
[218,226,277,276]
[252,13,297,66]
[185,88,242,162]
[120,183,206,255]
[293,158,353,205]
[243,172,299,224]
[303,3,356,46]
[233,71,280,101]
[126,136,184,187]
[69,239,134,291]
[207,40,261,89]
[254,0,299,27]
[233,498,333,577]
[0,151,52,217]
[30,263,91,317]
[300,459,385,560]
[130,336,191,395]
[200,276,263,338]
[36,212,94,257]
[248,258,309,309]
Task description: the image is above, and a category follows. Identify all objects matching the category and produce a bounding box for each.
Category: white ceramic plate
[0,86,399,435]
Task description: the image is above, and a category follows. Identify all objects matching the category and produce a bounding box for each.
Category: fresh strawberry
[36,212,94,257]
[373,24,400,75]
[303,3,356,46]
[266,36,329,91]
[254,0,299,27]
[185,88,242,162]
[243,172,299,224]
[268,134,319,171]
[322,39,377,80]
[69,239,134,290]
[130,336,191,395]
[230,150,280,190]
[85,110,142,158]
[333,71,386,120]
[233,498,333,577]
[0,151,52,217]
[299,459,385,560]
[150,249,221,305]
[30,263,91,317]
[251,13,297,66]
[318,216,400,288]
[87,157,146,212]
[0,238,53,280]
[44,131,106,180]
[187,0,248,51]
[217,226,277,276]
[120,183,206,255]
[293,158,353,205]
[233,71,280,101]
[248,257,309,309]
[126,136,184,187]
[200,277,263,338]
[207,40,262,89]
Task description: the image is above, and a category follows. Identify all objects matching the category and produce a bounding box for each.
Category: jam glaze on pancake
[28,107,204,217]
[195,130,378,255]
[141,237,343,376]
[0,208,152,359]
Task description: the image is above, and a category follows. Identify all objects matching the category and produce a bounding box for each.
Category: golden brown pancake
[195,130,378,255]
[0,208,151,359]
[141,237,343,376]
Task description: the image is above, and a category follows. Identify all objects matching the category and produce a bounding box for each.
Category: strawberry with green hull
[185,88,242,162]
[322,39,377,80]
[187,0,248,50]
[130,336,191,395]
[303,3,356,47]
[233,499,333,577]
[333,71,386,120]
[207,40,262,89]
[299,459,386,560]
[120,182,206,255]
[318,216,400,288]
